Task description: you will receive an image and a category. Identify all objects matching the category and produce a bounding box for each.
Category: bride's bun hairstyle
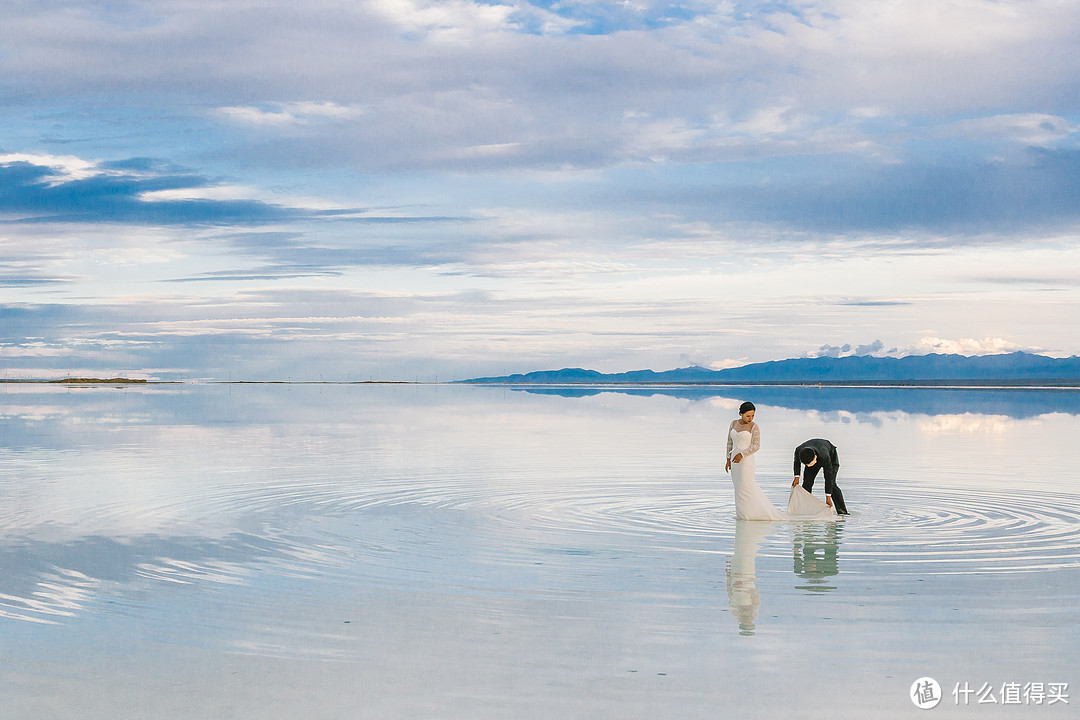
[739,401,755,414]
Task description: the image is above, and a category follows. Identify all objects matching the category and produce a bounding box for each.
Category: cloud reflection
[0,534,277,625]
[516,386,1080,419]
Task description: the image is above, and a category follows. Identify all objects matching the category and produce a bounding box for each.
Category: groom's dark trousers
[794,438,849,515]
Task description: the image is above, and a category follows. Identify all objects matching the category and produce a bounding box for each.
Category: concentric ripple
[202,474,1080,579]
[836,483,1080,573]
[4,471,1078,628]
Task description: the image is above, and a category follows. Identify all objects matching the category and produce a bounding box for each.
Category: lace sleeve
[725,420,734,459]
[745,424,761,456]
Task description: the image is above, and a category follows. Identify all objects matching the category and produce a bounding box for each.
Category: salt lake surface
[1,383,1077,718]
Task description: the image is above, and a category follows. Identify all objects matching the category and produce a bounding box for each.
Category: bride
[726,402,833,521]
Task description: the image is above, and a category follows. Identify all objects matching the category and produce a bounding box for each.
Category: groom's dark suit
[793,438,849,515]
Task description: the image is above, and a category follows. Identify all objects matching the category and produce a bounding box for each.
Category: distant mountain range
[461,352,1080,385]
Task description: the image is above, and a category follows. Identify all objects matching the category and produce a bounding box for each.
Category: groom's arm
[823,460,837,497]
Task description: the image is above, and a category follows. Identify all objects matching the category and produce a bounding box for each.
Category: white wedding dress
[729,427,835,521]
[787,484,837,519]
[729,427,786,521]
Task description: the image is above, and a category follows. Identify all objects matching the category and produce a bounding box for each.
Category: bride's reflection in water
[726,520,773,636]
[792,520,843,592]
[727,519,844,635]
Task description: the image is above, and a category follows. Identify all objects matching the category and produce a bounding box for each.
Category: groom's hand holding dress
[793,438,849,515]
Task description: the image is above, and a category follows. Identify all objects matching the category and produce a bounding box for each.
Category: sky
[1,0,1078,382]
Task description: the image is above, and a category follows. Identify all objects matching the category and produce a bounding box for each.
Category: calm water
[1,383,1077,718]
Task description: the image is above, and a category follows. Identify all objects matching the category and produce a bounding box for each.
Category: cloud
[369,0,518,39]
[6,1,1077,177]
[855,339,885,355]
[971,274,1080,287]
[163,267,345,283]
[0,264,78,287]
[0,285,522,380]
[946,114,1076,149]
[914,336,1040,356]
[1,1,1079,380]
[806,339,897,359]
[811,343,854,359]
[0,154,462,230]
[710,357,750,371]
[0,342,73,359]
[806,336,1045,360]
[217,102,364,127]
[0,157,299,226]
[0,153,98,183]
[626,147,1080,234]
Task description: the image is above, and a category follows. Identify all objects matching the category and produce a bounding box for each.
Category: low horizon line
[5,379,1080,389]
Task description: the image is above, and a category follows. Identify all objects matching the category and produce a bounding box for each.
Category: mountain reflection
[513,385,1080,419]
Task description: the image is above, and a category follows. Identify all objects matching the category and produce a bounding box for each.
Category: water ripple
[240,476,1080,577]
[3,475,1078,631]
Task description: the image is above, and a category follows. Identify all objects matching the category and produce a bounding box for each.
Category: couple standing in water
[725,401,850,520]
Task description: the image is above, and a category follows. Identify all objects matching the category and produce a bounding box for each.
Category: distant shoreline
[456,379,1080,388]
[15,378,159,385]
[0,379,425,386]
[2,378,1078,389]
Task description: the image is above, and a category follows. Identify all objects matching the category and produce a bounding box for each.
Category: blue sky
[1,0,1078,381]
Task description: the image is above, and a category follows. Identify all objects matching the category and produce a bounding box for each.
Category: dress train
[730,427,836,520]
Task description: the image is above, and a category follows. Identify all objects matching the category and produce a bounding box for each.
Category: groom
[792,438,849,515]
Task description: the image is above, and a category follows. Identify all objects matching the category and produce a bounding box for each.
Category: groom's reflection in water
[792,520,843,592]
[726,519,844,635]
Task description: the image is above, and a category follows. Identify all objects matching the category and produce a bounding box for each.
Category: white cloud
[2,0,1080,381]
[914,336,1038,356]
[0,152,99,183]
[448,142,521,159]
[5,1,1075,176]
[731,104,798,137]
[139,185,262,202]
[947,113,1076,148]
[806,336,1045,359]
[918,414,1018,435]
[367,0,517,39]
[0,342,72,358]
[218,102,364,127]
[710,357,749,370]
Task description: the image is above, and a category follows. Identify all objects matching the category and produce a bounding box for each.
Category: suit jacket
[794,438,840,495]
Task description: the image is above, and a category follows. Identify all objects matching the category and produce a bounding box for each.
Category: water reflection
[725,521,771,636]
[726,519,844,635]
[513,385,1080,419]
[0,533,293,625]
[792,521,842,593]
[3,383,1080,657]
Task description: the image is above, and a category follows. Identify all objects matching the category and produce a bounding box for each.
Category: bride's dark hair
[739,401,755,415]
